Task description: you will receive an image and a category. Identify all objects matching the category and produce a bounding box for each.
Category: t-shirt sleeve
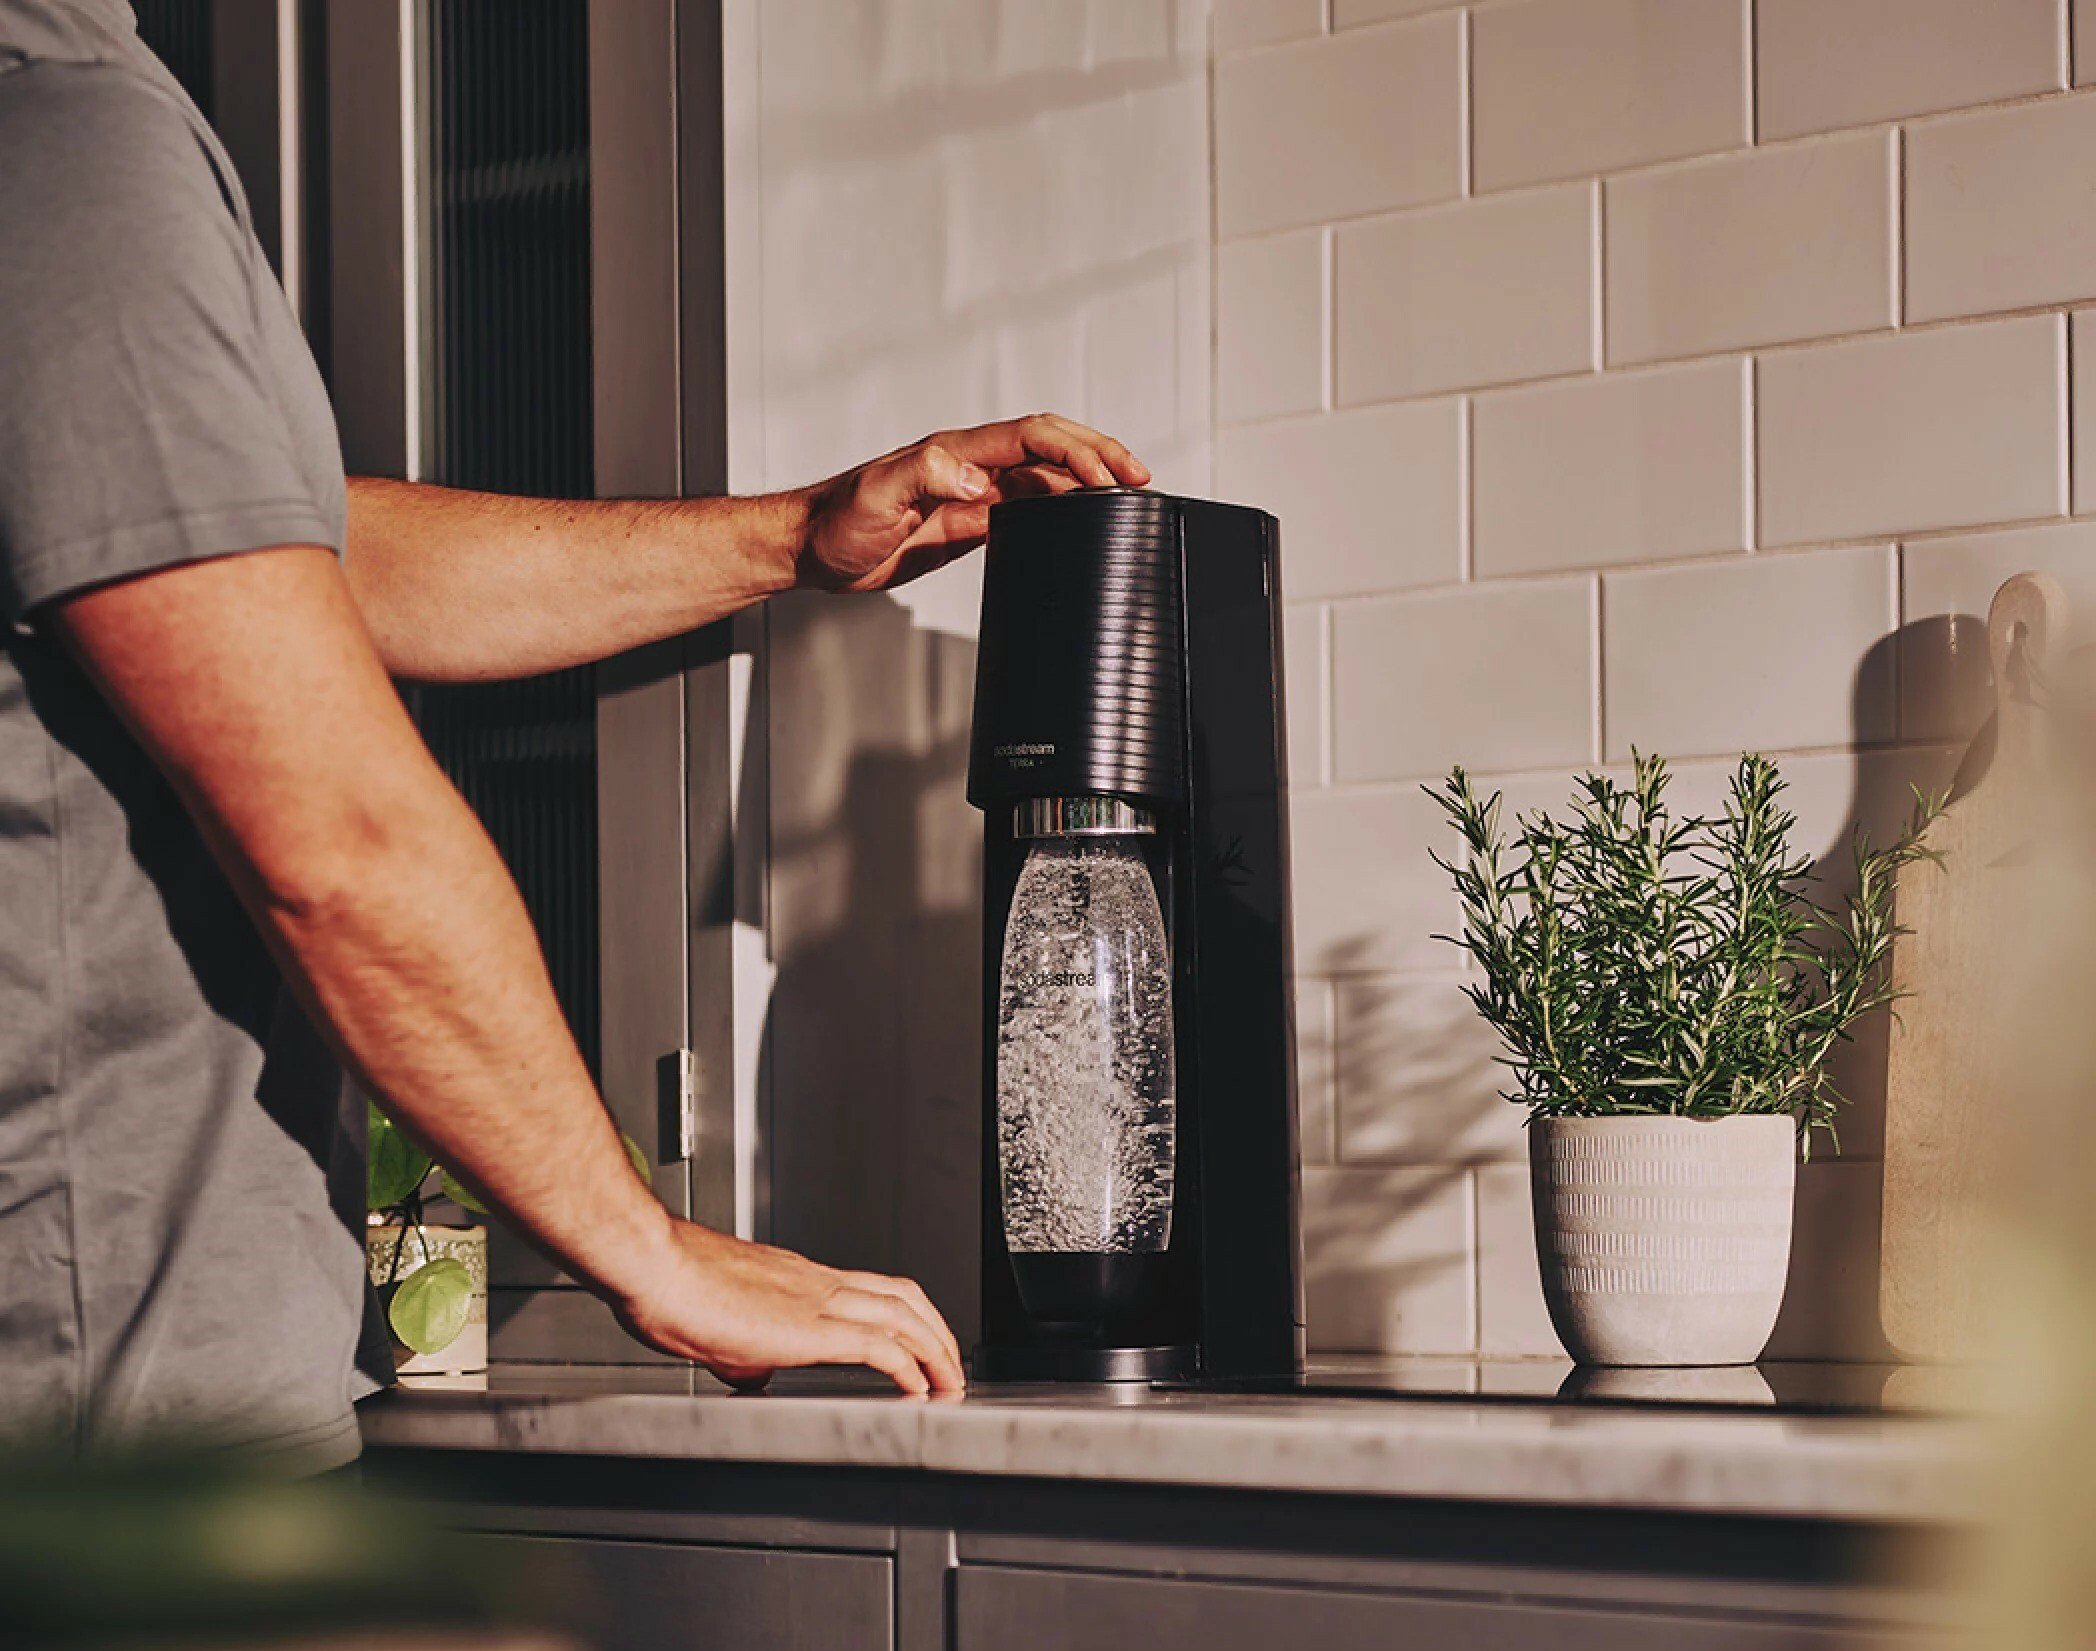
[0,63,341,620]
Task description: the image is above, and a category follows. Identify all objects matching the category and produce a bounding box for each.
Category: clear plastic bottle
[995,831,1176,1322]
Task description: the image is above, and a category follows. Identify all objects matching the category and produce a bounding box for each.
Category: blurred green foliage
[0,1450,558,1647]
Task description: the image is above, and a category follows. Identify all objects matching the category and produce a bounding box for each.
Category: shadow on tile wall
[759,592,985,1343]
[1767,619,1966,1363]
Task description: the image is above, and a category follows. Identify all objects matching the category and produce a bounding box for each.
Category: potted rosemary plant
[1431,753,1936,1366]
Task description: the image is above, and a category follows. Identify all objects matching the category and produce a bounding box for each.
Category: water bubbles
[996,837,1176,1255]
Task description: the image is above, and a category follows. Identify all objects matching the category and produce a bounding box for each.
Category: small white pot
[365,1222,488,1378]
[1530,1114,1796,1367]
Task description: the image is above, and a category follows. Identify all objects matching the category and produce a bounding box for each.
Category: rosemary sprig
[1429,753,1942,1140]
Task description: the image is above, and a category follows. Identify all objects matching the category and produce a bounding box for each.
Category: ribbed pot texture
[366,1223,489,1378]
[1529,1114,1797,1367]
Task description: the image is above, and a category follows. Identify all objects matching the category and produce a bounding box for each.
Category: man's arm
[49,544,964,1394]
[344,414,1149,681]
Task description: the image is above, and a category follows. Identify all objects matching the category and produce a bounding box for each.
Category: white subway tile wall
[1470,0,1748,192]
[1214,17,1463,238]
[1906,95,2096,322]
[1214,0,2096,1358]
[1301,1166,1475,1352]
[1601,546,1897,759]
[1296,980,1339,1167]
[1332,577,1595,778]
[1334,975,1527,1164]
[1755,0,2064,141]
[1216,229,1327,423]
[1756,316,2065,545]
[1475,1161,1560,1356]
[1900,520,2096,740]
[1214,0,1323,51]
[1217,400,1463,597]
[1336,0,1470,25]
[1336,182,1597,399]
[1471,357,1749,574]
[1603,130,1896,366]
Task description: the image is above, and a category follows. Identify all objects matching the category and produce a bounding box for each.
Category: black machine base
[970,1342,1195,1384]
[1009,1251,1165,1326]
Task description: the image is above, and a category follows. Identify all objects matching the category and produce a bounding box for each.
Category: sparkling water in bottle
[995,831,1176,1325]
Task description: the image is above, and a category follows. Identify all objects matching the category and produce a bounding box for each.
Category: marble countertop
[355,1357,1990,1525]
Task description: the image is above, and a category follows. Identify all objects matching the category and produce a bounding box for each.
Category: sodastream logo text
[1011,968,1096,991]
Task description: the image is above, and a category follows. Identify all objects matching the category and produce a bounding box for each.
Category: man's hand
[613,1221,966,1396]
[796,413,1151,593]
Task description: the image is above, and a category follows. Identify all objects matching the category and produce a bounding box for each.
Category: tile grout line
[1589,573,1606,765]
[1743,355,1760,551]
[1321,225,1336,414]
[1589,178,1606,370]
[1301,736,1963,799]
[1458,5,1474,200]
[1894,540,1911,745]
[1320,981,1339,1165]
[1220,308,2077,436]
[1204,0,1222,459]
[1889,543,1906,744]
[1890,125,1906,328]
[1319,601,1337,788]
[1743,0,1757,146]
[1458,394,1475,581]
[1299,507,2082,609]
[1222,82,2096,247]
[2062,310,2076,514]
[1466,1165,1483,1356]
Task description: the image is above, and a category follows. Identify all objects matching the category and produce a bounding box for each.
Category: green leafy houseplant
[1429,752,1940,1143]
[367,1105,649,1358]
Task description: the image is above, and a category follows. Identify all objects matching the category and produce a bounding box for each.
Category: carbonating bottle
[995,822,1176,1323]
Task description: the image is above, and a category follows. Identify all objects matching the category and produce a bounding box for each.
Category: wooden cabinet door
[955,1564,1937,1651]
[474,1533,892,1651]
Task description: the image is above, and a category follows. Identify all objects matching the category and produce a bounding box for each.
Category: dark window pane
[132,0,214,116]
[417,0,600,1076]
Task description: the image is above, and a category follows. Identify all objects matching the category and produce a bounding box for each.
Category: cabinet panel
[955,1565,1928,1651]
[475,1533,891,1651]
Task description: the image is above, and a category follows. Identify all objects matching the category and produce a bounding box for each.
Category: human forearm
[258,761,674,1299]
[345,476,806,682]
[264,797,962,1390]
[345,415,1151,683]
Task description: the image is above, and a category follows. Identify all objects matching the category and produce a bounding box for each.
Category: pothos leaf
[387,1257,474,1354]
[438,1170,489,1217]
[621,1130,651,1184]
[367,1104,433,1213]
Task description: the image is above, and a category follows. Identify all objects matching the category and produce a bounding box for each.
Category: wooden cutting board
[1881,571,2069,1362]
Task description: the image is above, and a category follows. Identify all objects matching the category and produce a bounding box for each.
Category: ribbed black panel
[425,0,592,500]
[968,489,1186,811]
[132,0,213,116]
[415,0,599,1076]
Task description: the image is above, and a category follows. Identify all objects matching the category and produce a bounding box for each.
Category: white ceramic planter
[1530,1114,1797,1367]
[365,1222,488,1378]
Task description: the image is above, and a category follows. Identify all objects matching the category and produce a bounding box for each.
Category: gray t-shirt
[0,0,374,1468]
